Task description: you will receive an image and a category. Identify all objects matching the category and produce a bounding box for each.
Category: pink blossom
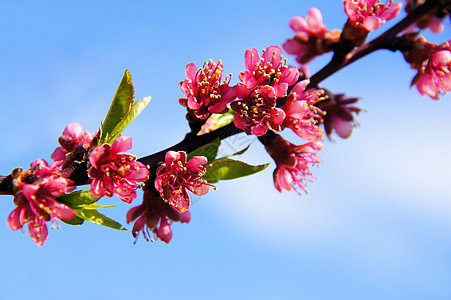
[344,0,402,31]
[403,0,445,34]
[237,45,299,98]
[126,189,192,243]
[410,40,451,99]
[281,80,324,142]
[88,136,150,203]
[231,86,286,136]
[154,151,212,213]
[283,8,341,64]
[179,60,236,119]
[318,93,362,139]
[264,134,322,194]
[51,123,93,163]
[7,159,75,246]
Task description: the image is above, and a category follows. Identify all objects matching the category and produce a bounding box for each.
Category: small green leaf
[107,96,151,143]
[199,110,235,133]
[61,216,85,226]
[75,203,117,210]
[75,209,126,231]
[204,158,269,183]
[57,190,101,207]
[187,138,221,163]
[100,70,135,143]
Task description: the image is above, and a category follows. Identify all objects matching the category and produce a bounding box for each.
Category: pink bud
[180,211,191,223]
[157,217,173,244]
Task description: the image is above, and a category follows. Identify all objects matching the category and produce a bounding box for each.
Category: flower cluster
[236,45,299,98]
[263,134,322,194]
[4,0,448,247]
[155,151,212,213]
[88,136,150,203]
[178,45,326,194]
[403,0,446,34]
[281,80,325,142]
[7,159,75,246]
[232,45,307,136]
[179,60,236,120]
[231,85,286,136]
[317,93,362,139]
[283,8,341,64]
[344,0,402,32]
[404,38,451,99]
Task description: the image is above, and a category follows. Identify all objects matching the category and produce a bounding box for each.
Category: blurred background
[0,0,450,299]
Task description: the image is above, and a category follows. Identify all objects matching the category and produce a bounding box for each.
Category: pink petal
[251,123,269,136]
[271,108,286,125]
[208,101,228,114]
[131,215,146,238]
[171,196,190,213]
[22,184,40,200]
[289,16,308,32]
[165,151,182,164]
[157,218,172,243]
[263,45,282,68]
[308,8,323,27]
[90,179,106,198]
[180,211,191,223]
[187,96,202,110]
[53,203,76,221]
[273,83,289,98]
[259,85,276,98]
[50,147,67,162]
[333,117,354,138]
[7,207,23,231]
[233,114,248,130]
[185,62,198,81]
[125,163,149,182]
[244,48,260,71]
[43,177,69,197]
[281,67,300,86]
[364,16,383,31]
[382,2,402,22]
[186,156,208,168]
[240,72,259,90]
[28,219,48,246]
[291,79,310,95]
[274,167,293,192]
[63,123,83,139]
[88,146,106,169]
[126,205,143,223]
[111,136,132,154]
[117,188,137,204]
[283,39,304,54]
[236,83,251,99]
[191,184,210,196]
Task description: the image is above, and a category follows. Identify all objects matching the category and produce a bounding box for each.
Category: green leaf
[107,96,151,143]
[199,110,235,134]
[100,70,135,143]
[75,203,117,210]
[187,138,221,163]
[61,216,85,226]
[75,209,126,231]
[57,190,101,207]
[203,158,269,183]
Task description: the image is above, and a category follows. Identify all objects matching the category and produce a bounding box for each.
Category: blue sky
[0,1,450,299]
